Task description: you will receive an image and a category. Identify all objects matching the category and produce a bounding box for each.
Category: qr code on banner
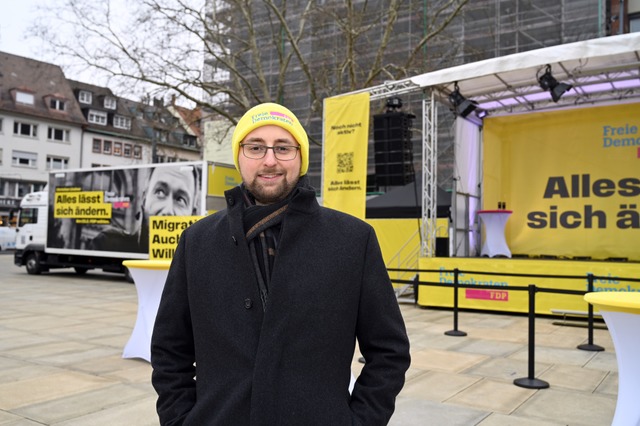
[337,152,354,173]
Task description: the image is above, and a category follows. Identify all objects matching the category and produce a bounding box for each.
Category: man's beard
[245,174,299,204]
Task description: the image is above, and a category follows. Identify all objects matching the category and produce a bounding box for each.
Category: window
[113,115,131,130]
[18,207,39,227]
[79,91,92,104]
[104,97,117,109]
[46,156,69,170]
[114,142,122,156]
[123,144,132,157]
[13,121,38,138]
[10,181,43,198]
[631,13,640,33]
[47,126,70,142]
[133,145,142,159]
[12,150,37,167]
[156,155,165,163]
[88,110,107,125]
[183,134,197,147]
[92,139,102,153]
[154,128,168,143]
[49,98,65,111]
[15,91,34,105]
[103,140,112,154]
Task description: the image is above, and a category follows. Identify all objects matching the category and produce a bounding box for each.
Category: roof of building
[173,105,202,137]
[169,100,202,139]
[66,79,145,140]
[0,52,86,125]
[122,97,199,151]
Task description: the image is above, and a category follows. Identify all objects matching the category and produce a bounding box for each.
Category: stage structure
[323,32,640,259]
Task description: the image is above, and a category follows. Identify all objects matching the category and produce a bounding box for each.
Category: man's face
[238,125,301,204]
[144,167,196,217]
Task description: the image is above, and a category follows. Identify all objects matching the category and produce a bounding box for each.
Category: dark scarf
[241,177,311,311]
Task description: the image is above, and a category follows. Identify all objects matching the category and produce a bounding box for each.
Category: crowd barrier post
[514,284,550,389]
[445,268,467,337]
[578,273,605,352]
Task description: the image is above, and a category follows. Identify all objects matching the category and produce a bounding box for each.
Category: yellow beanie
[232,103,309,176]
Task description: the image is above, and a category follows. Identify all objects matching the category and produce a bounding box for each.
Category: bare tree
[31,0,469,132]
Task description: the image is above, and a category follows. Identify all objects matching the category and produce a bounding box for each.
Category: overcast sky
[0,0,51,61]
[1,0,202,104]
[0,0,128,92]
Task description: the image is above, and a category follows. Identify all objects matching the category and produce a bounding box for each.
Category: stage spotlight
[385,96,403,110]
[538,64,573,102]
[475,109,488,119]
[384,96,403,113]
[448,82,478,118]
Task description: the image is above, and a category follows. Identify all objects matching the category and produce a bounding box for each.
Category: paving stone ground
[0,254,617,425]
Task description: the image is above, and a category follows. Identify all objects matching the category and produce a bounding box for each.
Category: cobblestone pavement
[0,254,617,425]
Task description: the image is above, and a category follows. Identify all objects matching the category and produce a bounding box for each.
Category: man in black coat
[151,102,411,425]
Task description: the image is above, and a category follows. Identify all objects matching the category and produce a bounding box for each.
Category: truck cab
[14,190,130,277]
[14,191,48,274]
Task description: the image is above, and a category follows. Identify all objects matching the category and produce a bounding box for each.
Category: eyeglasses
[240,143,300,161]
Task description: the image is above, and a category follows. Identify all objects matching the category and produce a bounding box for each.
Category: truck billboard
[46,161,206,259]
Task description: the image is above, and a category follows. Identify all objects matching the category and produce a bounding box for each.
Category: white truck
[14,161,240,278]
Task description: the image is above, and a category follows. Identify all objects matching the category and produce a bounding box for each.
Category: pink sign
[466,288,509,302]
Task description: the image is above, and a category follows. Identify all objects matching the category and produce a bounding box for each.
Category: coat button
[244,298,253,309]
[227,197,235,206]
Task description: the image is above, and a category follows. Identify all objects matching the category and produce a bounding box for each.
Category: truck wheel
[25,253,43,275]
[74,267,89,275]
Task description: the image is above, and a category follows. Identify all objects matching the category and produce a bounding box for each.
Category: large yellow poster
[322,93,370,219]
[483,103,640,260]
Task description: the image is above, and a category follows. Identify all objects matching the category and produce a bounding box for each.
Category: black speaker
[436,237,449,257]
[373,112,415,187]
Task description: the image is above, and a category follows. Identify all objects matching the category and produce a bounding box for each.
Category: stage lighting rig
[538,64,573,102]
[448,82,478,118]
[384,96,403,112]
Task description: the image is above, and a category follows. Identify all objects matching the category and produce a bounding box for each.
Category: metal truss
[421,93,438,257]
[366,79,421,102]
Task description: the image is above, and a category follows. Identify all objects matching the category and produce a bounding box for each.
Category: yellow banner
[53,190,112,220]
[483,103,640,261]
[149,216,203,260]
[417,257,640,314]
[207,163,241,197]
[322,93,370,219]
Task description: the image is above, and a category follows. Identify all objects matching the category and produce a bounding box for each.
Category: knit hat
[232,103,309,176]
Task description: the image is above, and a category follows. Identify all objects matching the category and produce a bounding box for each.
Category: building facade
[0,52,86,225]
[68,79,148,168]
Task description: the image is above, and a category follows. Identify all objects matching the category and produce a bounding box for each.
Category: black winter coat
[151,183,411,426]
